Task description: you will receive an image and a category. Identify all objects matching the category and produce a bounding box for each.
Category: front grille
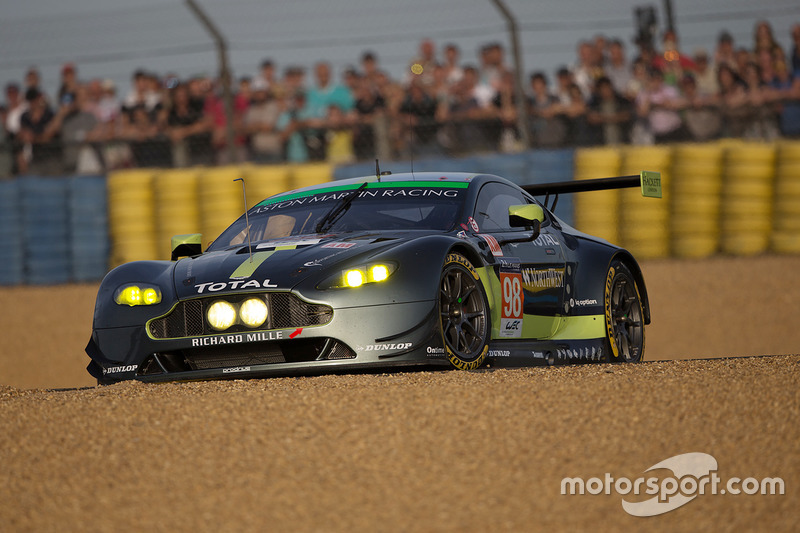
[149,292,333,339]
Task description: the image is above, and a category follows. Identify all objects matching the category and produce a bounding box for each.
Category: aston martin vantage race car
[86,170,661,383]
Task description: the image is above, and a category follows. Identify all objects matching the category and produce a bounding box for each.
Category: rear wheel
[439,253,490,370]
[604,260,645,363]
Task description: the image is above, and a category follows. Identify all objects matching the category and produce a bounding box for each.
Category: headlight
[319,262,397,289]
[239,298,268,328]
[115,284,162,306]
[207,300,237,330]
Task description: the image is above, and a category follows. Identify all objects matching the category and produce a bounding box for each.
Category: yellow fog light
[239,298,268,328]
[142,288,161,305]
[114,284,162,306]
[370,264,389,282]
[117,286,141,306]
[345,269,364,288]
[207,300,237,331]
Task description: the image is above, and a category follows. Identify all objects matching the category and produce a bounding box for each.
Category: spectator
[479,42,505,97]
[563,82,591,145]
[677,75,722,141]
[360,51,380,86]
[166,83,213,167]
[717,64,749,137]
[283,66,306,95]
[439,67,490,153]
[771,56,800,137]
[57,63,79,109]
[408,38,437,86]
[741,62,780,140]
[605,39,632,95]
[554,67,574,105]
[754,20,781,56]
[244,81,284,163]
[528,71,566,147]
[121,104,170,168]
[715,31,737,72]
[60,85,105,173]
[734,48,753,77]
[325,105,355,164]
[636,68,686,143]
[652,30,697,87]
[257,59,282,97]
[276,90,312,163]
[399,79,441,156]
[492,71,523,153]
[4,83,27,174]
[791,24,800,75]
[305,62,354,160]
[572,40,601,100]
[693,49,719,95]
[124,69,160,114]
[442,43,464,87]
[353,75,386,161]
[19,87,66,175]
[24,68,43,96]
[587,76,633,145]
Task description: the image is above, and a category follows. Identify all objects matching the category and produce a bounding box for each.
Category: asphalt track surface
[1,255,798,531]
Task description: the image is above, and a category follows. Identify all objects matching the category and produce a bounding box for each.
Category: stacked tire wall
[1,141,799,286]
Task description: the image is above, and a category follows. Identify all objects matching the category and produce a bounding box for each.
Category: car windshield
[208,181,468,250]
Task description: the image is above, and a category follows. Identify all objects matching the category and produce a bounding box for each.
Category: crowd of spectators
[1,20,799,176]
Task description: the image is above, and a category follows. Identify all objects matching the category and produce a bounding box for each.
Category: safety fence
[0,141,799,285]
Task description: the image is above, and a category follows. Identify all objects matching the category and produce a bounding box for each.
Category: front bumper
[88,299,446,383]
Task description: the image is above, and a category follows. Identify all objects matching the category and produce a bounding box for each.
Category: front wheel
[439,253,490,370]
[604,260,645,363]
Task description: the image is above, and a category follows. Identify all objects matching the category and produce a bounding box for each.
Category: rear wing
[523,171,662,199]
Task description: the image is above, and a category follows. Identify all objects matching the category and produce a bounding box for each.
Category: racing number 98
[503,275,522,318]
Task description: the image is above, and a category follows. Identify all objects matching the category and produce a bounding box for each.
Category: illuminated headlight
[239,298,268,328]
[115,284,162,306]
[319,262,397,289]
[207,300,237,331]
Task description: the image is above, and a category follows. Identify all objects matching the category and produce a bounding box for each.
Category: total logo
[195,279,278,293]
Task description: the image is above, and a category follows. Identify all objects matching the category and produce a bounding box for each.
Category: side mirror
[499,204,544,246]
[171,233,203,261]
[508,204,544,228]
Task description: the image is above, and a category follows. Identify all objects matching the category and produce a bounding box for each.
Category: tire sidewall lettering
[604,265,619,359]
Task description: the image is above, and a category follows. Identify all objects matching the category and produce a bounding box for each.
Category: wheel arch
[609,251,651,325]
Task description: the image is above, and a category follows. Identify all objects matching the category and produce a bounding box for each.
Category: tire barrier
[154,169,200,260]
[20,177,71,285]
[198,166,246,250]
[68,176,109,281]
[107,169,157,268]
[573,147,622,245]
[719,141,776,256]
[0,180,23,285]
[772,141,800,254]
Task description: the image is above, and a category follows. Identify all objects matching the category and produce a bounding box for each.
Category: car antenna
[234,178,253,263]
[375,158,381,183]
[408,114,416,179]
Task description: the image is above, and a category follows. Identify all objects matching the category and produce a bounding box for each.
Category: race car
[86,170,661,383]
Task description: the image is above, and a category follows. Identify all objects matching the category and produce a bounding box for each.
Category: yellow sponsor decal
[604,266,619,359]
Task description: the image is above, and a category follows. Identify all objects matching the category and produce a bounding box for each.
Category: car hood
[173,232,419,299]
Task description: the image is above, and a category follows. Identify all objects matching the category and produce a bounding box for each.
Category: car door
[472,182,566,340]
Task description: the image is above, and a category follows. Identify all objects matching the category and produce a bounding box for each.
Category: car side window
[473,182,531,232]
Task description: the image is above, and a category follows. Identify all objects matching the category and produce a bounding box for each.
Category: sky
[1,0,799,97]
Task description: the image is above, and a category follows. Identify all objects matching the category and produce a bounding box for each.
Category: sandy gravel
[0,255,799,531]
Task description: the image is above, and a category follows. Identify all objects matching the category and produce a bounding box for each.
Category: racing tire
[603,260,645,363]
[439,253,490,370]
